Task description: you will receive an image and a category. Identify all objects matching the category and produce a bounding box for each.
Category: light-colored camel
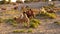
[14,12,30,27]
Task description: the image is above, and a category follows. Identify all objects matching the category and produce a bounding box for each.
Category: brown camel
[26,9,35,18]
[14,12,30,27]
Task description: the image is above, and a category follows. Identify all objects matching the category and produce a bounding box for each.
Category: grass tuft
[30,18,41,28]
[13,29,25,33]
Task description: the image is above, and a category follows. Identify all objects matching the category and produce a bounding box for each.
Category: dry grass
[32,9,40,15]
[0,10,20,19]
[13,29,33,33]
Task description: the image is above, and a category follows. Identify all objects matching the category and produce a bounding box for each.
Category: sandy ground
[0,2,60,34]
[0,11,60,34]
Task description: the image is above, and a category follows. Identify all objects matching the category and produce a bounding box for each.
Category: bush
[23,19,41,28]
[46,13,56,19]
[49,13,56,19]
[39,12,56,19]
[54,21,60,25]
[31,19,41,24]
[30,22,38,28]
[30,19,41,28]
[5,19,18,27]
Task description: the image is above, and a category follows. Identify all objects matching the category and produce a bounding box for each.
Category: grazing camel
[47,9,55,13]
[14,12,30,27]
[26,9,35,18]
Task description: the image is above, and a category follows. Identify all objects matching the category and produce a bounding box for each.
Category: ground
[0,11,60,34]
[0,1,60,34]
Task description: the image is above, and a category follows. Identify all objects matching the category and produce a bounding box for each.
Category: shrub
[39,12,56,19]
[22,18,41,28]
[30,22,38,28]
[31,19,41,24]
[46,13,56,19]
[30,19,41,28]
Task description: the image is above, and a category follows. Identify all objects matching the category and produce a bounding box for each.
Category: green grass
[30,18,41,28]
[46,13,56,19]
[39,12,56,19]
[22,18,41,28]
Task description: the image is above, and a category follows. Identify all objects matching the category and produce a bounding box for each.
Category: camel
[14,12,30,27]
[25,9,35,18]
[46,8,56,13]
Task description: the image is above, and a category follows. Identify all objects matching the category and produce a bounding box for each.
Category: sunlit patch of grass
[38,12,57,19]
[22,18,41,28]
[30,18,41,28]
[46,13,56,19]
